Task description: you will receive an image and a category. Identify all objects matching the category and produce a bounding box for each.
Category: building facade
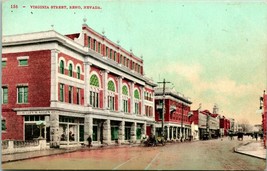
[190,109,220,140]
[220,116,230,136]
[154,87,192,141]
[2,23,157,147]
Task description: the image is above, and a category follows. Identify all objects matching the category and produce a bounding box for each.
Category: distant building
[154,87,192,141]
[220,116,230,136]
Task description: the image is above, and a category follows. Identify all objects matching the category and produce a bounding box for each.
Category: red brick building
[2,23,156,147]
[220,116,230,136]
[154,87,192,141]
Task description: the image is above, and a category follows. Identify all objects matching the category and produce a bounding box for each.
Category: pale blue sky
[3,0,267,125]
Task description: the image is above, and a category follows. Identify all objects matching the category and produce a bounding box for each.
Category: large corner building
[2,23,157,147]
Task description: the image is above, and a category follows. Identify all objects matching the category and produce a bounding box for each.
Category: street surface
[2,137,266,170]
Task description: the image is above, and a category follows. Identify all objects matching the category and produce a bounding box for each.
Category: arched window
[68,63,73,77]
[134,89,140,99]
[90,74,99,87]
[134,89,140,114]
[108,80,115,92]
[60,60,64,74]
[122,85,128,95]
[77,66,81,79]
[107,80,115,111]
[122,85,129,113]
[89,74,100,108]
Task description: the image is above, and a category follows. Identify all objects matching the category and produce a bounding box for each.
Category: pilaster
[103,119,111,144]
[49,112,60,148]
[141,87,145,115]
[119,121,125,143]
[118,77,123,112]
[131,122,137,142]
[130,82,135,114]
[84,57,91,106]
[84,116,93,141]
[50,49,59,107]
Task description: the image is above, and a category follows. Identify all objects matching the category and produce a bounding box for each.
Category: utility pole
[157,79,171,138]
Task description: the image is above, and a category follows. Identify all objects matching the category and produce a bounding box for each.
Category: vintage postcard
[1,0,266,170]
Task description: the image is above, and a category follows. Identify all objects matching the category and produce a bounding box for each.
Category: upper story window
[2,87,8,104]
[90,74,99,87]
[114,52,117,61]
[122,85,128,96]
[77,88,80,105]
[107,80,116,111]
[77,66,81,79]
[120,55,123,64]
[122,85,129,113]
[60,84,64,102]
[68,86,73,103]
[93,40,96,51]
[90,74,100,108]
[17,56,29,66]
[68,63,73,77]
[134,89,140,115]
[124,57,126,66]
[110,49,113,59]
[134,89,140,99]
[98,42,101,53]
[2,119,6,131]
[2,60,7,67]
[88,36,91,48]
[60,60,64,74]
[17,86,28,104]
[106,47,109,57]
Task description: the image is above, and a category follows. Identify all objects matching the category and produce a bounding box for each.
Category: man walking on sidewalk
[87,135,92,148]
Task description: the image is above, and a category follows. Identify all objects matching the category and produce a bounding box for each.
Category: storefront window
[136,127,142,140]
[111,126,119,140]
[125,127,131,140]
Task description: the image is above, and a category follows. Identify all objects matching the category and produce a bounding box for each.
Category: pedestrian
[87,135,92,148]
[255,133,258,141]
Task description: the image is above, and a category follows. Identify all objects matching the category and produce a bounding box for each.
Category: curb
[233,144,266,160]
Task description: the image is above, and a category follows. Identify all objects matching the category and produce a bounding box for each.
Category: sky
[2,0,267,125]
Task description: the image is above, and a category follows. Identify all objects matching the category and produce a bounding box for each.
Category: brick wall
[2,50,51,140]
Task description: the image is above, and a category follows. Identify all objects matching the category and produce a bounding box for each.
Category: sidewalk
[1,143,141,163]
[234,140,266,160]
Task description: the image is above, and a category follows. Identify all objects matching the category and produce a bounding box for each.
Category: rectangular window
[114,52,116,61]
[111,126,119,140]
[69,86,73,103]
[135,102,139,114]
[110,49,113,59]
[120,55,122,64]
[17,86,28,103]
[2,119,6,131]
[2,61,6,67]
[19,59,28,66]
[89,91,99,108]
[2,87,8,104]
[125,127,131,140]
[123,99,128,113]
[108,96,114,111]
[93,40,96,51]
[98,42,101,53]
[60,84,64,102]
[77,88,80,105]
[106,47,109,57]
[88,36,91,48]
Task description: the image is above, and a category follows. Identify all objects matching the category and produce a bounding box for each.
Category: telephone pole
[157,79,171,138]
